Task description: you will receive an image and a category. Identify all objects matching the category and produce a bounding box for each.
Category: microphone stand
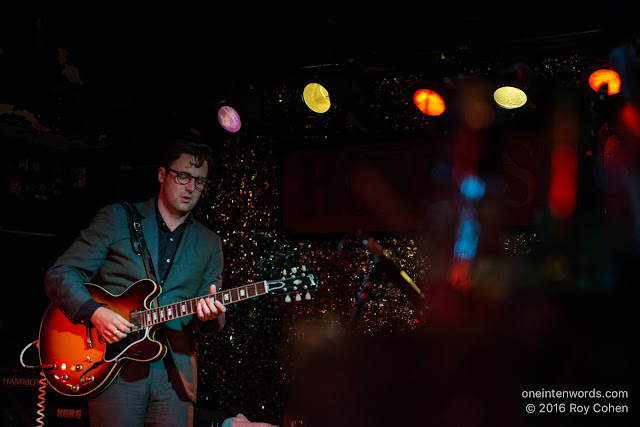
[347,263,377,330]
[347,255,382,329]
[346,231,425,329]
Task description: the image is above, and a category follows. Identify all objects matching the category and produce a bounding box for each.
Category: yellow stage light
[493,86,527,109]
[303,83,331,113]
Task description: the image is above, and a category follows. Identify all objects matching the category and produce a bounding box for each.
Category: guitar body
[38,279,166,397]
[38,270,317,398]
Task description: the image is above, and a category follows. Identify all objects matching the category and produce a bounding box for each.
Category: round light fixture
[217,106,241,133]
[413,89,446,116]
[588,69,621,95]
[493,86,527,109]
[303,83,331,113]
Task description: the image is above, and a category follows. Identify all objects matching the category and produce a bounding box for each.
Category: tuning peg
[295,293,302,302]
[285,295,292,303]
[301,265,307,271]
[282,269,287,276]
[291,267,298,274]
[305,292,311,300]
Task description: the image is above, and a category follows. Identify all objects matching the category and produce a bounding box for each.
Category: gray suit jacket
[44,197,224,402]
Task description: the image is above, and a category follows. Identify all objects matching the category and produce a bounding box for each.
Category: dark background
[2,1,638,426]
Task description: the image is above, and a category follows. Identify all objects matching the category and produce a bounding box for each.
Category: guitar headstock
[266,266,318,302]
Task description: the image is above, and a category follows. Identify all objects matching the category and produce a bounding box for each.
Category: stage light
[454,217,480,260]
[460,175,486,201]
[493,86,527,109]
[303,83,331,113]
[217,105,242,133]
[413,89,446,116]
[588,69,621,95]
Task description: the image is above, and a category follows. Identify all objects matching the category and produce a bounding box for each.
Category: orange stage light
[413,89,446,116]
[588,69,621,95]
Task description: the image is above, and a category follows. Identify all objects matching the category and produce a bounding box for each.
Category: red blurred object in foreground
[549,145,578,218]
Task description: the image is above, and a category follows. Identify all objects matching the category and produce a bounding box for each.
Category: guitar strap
[120,202,160,307]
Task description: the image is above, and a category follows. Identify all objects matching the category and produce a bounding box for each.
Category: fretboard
[133,281,268,328]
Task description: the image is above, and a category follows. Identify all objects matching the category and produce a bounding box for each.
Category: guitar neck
[132,281,269,328]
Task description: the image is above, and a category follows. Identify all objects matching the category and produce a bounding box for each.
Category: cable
[36,371,47,427]
[19,341,39,369]
[20,341,57,370]
[19,340,48,427]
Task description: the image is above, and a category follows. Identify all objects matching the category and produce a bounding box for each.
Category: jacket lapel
[139,198,160,280]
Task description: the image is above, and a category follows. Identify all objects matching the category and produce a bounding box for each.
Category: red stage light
[588,69,621,95]
[413,89,446,116]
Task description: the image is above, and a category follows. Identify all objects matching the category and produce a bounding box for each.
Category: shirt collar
[154,198,194,231]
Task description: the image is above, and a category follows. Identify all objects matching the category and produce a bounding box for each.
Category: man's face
[158,153,209,216]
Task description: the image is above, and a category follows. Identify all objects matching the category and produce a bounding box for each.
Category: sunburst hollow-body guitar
[38,270,317,397]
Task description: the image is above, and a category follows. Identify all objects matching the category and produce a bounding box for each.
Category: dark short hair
[162,139,214,175]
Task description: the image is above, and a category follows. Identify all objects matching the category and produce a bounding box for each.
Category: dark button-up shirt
[155,199,193,285]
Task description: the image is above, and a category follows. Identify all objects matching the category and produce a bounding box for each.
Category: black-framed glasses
[165,167,211,192]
